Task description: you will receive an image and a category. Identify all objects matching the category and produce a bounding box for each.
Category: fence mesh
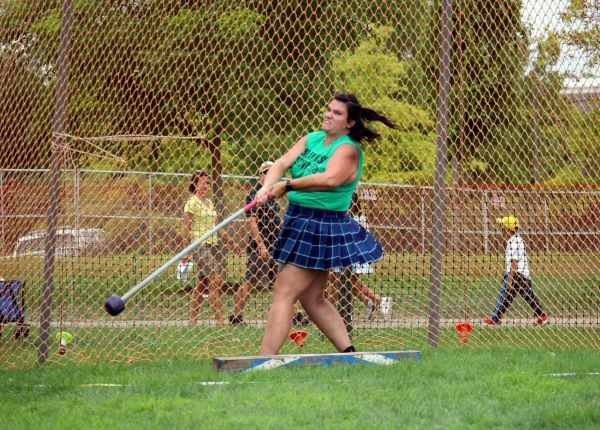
[1,0,599,367]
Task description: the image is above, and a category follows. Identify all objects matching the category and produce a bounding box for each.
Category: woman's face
[322,99,353,136]
[194,176,211,196]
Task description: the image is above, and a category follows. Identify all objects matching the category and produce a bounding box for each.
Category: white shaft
[121,206,246,302]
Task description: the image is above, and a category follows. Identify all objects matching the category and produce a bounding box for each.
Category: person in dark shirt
[230,161,309,326]
[229,162,281,325]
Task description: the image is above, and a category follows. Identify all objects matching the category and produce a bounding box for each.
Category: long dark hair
[333,93,397,143]
[188,170,209,194]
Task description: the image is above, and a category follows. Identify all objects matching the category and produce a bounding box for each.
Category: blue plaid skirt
[273,204,384,270]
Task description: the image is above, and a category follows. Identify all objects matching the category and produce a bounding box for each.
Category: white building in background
[560,80,600,113]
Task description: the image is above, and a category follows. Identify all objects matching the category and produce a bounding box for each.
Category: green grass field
[1,252,598,428]
[1,348,598,429]
[2,322,598,370]
[1,252,598,322]
[0,251,598,369]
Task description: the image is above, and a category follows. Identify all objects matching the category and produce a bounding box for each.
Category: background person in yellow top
[181,169,238,325]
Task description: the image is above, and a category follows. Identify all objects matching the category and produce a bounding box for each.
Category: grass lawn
[1,348,598,429]
[0,251,597,369]
[1,252,598,323]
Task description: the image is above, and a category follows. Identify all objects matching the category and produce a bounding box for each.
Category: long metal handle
[121,200,257,302]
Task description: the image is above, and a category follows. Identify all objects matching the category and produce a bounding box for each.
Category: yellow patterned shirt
[184,195,218,245]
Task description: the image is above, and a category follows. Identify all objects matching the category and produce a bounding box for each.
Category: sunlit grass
[1,349,598,429]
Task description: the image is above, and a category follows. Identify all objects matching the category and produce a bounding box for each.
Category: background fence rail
[2,169,599,256]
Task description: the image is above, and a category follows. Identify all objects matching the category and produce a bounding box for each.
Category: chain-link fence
[1,1,598,367]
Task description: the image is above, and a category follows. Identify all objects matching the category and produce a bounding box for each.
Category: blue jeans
[490,274,545,322]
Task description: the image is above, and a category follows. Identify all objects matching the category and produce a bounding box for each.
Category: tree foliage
[422,0,531,185]
[560,0,600,67]
[332,25,436,183]
[0,0,596,188]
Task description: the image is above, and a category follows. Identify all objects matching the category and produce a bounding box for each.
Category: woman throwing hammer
[254,93,396,355]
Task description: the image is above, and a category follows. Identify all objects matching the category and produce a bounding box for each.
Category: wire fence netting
[1,0,598,367]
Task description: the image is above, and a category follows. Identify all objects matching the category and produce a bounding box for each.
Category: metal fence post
[544,194,550,252]
[421,188,426,254]
[39,0,72,365]
[74,168,80,235]
[0,168,4,256]
[428,0,452,348]
[482,190,489,255]
[148,173,153,254]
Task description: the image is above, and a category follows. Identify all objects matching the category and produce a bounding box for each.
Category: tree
[421,0,530,186]
[560,0,600,68]
[0,46,54,169]
[0,0,434,176]
[332,26,436,184]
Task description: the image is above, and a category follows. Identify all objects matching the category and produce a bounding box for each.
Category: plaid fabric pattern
[274,204,384,270]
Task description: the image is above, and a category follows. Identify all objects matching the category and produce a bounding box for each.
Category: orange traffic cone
[289,330,308,348]
[455,322,473,344]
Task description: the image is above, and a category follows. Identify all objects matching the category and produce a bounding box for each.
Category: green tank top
[288,131,363,211]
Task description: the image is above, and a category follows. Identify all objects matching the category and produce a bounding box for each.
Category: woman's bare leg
[260,264,319,355]
[326,272,340,306]
[189,278,207,325]
[208,272,225,323]
[299,271,352,352]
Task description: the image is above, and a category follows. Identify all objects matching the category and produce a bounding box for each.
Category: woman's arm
[255,136,307,201]
[266,144,359,198]
[262,137,307,186]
